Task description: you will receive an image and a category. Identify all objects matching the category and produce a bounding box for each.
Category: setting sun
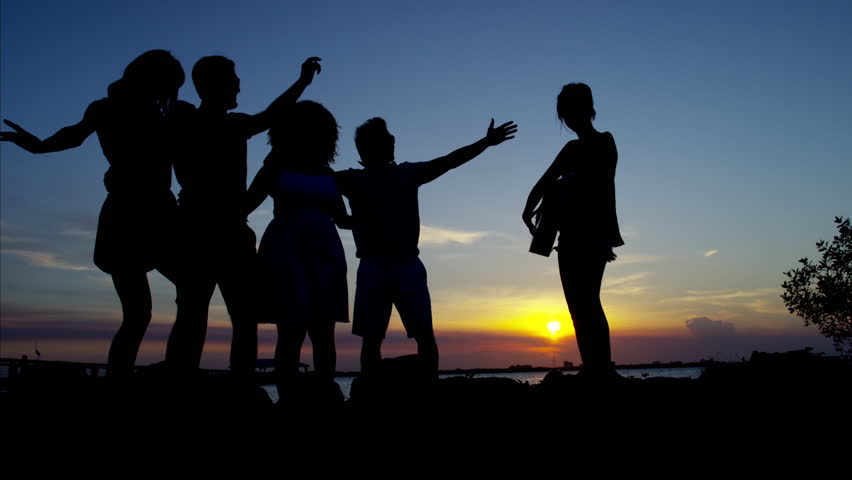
[547,320,561,335]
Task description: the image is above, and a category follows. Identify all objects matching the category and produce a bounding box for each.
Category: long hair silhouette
[1,49,190,376]
[250,100,348,402]
[267,100,339,170]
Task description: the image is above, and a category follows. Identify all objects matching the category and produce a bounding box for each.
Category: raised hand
[485,118,518,146]
[0,120,42,153]
[300,57,322,84]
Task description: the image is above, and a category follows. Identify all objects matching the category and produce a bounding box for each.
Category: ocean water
[262,367,705,402]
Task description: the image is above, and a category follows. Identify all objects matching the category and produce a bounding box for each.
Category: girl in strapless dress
[246,100,350,398]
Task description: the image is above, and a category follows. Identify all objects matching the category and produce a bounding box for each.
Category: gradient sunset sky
[1,0,850,370]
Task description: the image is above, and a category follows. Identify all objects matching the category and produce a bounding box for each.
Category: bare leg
[165,278,213,372]
[558,249,612,372]
[415,329,439,375]
[108,272,152,377]
[307,319,337,383]
[276,323,306,379]
[360,336,383,375]
[219,266,258,376]
[229,313,258,376]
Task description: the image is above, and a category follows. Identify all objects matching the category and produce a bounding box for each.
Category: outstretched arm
[418,119,517,184]
[244,57,322,138]
[0,102,99,154]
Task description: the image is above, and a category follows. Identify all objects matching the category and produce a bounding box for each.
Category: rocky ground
[2,349,849,443]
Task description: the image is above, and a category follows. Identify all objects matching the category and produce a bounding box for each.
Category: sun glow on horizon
[547,320,561,335]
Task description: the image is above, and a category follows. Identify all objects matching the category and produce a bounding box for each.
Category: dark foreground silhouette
[3,349,848,438]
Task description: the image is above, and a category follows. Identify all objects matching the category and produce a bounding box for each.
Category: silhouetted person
[336,117,517,376]
[167,56,322,376]
[246,100,350,398]
[0,50,193,376]
[523,83,623,378]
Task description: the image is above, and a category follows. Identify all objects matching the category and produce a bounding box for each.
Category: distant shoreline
[340,360,718,377]
[0,356,805,379]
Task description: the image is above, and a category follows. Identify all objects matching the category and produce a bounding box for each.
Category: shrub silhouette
[782,217,852,354]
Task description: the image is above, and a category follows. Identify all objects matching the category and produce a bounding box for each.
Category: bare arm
[334,195,353,230]
[418,119,517,184]
[0,102,100,154]
[333,170,354,229]
[522,144,571,235]
[244,57,322,138]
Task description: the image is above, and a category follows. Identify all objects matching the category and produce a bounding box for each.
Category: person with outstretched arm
[0,50,192,377]
[336,117,517,376]
[167,56,322,376]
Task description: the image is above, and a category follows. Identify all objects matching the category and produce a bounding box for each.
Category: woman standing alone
[523,83,624,378]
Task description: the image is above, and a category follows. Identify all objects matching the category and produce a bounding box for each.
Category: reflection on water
[262,367,705,402]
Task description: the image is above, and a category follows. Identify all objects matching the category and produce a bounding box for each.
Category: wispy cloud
[602,272,650,295]
[1,248,93,271]
[0,235,34,245]
[61,228,96,238]
[0,224,36,247]
[620,227,639,239]
[87,274,114,285]
[612,254,663,266]
[704,249,719,257]
[742,298,789,315]
[420,225,489,246]
[659,288,779,306]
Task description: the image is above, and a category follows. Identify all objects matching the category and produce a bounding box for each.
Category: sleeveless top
[553,132,624,252]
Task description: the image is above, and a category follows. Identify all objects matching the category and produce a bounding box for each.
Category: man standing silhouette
[336,117,517,376]
[167,56,321,375]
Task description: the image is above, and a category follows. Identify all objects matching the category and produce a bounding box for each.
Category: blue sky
[1,1,850,369]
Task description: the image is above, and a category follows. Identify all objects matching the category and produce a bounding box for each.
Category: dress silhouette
[259,169,348,328]
[0,50,192,376]
[246,100,349,395]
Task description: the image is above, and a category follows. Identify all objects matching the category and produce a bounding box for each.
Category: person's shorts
[352,256,432,339]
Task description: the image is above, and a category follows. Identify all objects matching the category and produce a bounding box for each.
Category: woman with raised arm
[246,100,350,402]
[0,50,193,376]
[522,83,624,379]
